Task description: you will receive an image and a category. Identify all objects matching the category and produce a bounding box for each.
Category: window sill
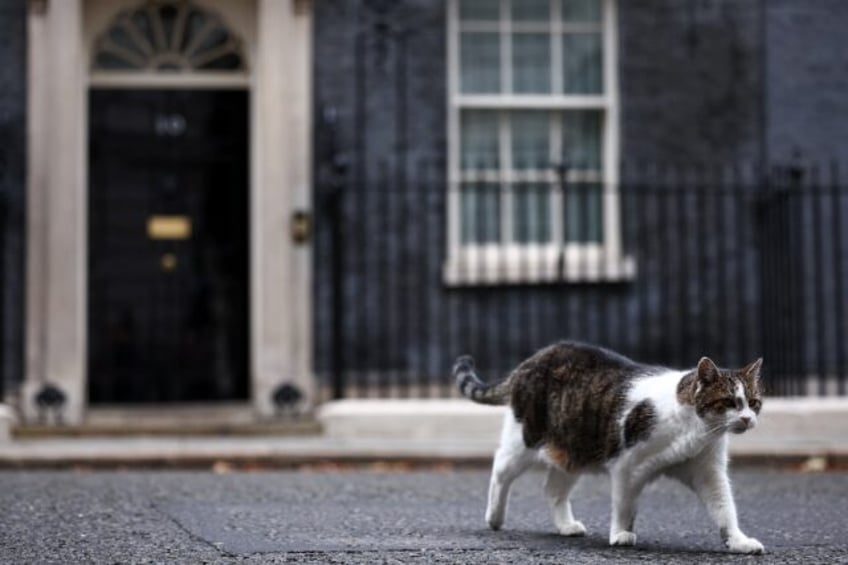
[442,245,636,286]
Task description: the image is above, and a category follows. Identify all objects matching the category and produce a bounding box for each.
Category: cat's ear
[697,356,720,382]
[741,357,763,383]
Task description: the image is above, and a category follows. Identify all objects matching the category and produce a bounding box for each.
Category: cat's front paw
[558,521,586,537]
[609,531,637,546]
[485,509,503,531]
[726,534,765,554]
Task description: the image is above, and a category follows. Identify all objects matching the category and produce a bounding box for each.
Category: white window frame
[445,0,634,285]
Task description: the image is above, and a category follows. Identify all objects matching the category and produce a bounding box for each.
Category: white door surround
[25,0,314,423]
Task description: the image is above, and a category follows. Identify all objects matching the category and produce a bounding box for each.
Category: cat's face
[693,357,763,434]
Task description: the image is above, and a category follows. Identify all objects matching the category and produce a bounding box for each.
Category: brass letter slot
[147,215,192,240]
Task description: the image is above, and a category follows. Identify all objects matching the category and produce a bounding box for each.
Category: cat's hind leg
[486,410,534,530]
[544,467,586,536]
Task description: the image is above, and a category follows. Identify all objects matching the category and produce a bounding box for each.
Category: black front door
[88,89,249,404]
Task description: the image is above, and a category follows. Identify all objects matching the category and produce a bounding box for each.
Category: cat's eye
[749,399,761,410]
[724,398,736,409]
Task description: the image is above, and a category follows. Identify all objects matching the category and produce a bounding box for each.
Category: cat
[453,341,765,554]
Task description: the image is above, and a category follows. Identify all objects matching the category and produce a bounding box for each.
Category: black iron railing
[315,163,848,399]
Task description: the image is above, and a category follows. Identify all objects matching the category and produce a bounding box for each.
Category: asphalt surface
[0,468,846,564]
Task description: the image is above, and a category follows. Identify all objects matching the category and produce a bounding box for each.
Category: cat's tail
[453,355,511,405]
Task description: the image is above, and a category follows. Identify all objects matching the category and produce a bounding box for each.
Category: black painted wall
[619,0,764,165]
[767,0,848,166]
[0,1,26,397]
[312,0,848,394]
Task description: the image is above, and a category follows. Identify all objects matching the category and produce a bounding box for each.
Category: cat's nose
[739,416,751,426]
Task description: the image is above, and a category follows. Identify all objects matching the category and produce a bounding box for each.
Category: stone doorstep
[12,403,321,439]
[317,398,848,448]
[0,404,16,442]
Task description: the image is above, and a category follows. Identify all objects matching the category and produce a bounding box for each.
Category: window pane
[512,0,550,21]
[562,33,602,94]
[564,183,603,242]
[562,110,602,170]
[562,0,602,22]
[460,0,500,21]
[511,111,550,169]
[512,33,551,94]
[460,32,501,94]
[513,183,551,243]
[461,110,500,170]
[462,184,501,243]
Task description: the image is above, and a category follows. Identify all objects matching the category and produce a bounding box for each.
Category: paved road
[0,468,845,564]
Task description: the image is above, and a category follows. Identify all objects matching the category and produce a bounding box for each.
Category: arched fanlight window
[92,0,246,72]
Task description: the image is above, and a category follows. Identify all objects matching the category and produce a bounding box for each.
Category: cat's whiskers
[703,422,731,437]
[703,421,726,434]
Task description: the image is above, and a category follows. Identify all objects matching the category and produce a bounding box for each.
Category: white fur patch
[735,381,747,409]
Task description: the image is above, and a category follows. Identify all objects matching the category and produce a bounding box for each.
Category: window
[446,0,632,284]
[89,0,248,88]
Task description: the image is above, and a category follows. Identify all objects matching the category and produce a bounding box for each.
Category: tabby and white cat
[454,341,765,554]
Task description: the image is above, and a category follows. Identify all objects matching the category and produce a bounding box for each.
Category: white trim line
[601,0,622,267]
[89,72,250,89]
[454,94,608,109]
[459,22,603,33]
[443,245,636,285]
[446,0,461,255]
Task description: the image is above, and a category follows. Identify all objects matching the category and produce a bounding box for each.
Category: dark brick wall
[311,1,779,390]
[619,0,764,165]
[312,0,450,382]
[766,0,848,166]
[313,0,769,169]
[312,0,447,189]
[0,1,26,395]
[763,1,848,381]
